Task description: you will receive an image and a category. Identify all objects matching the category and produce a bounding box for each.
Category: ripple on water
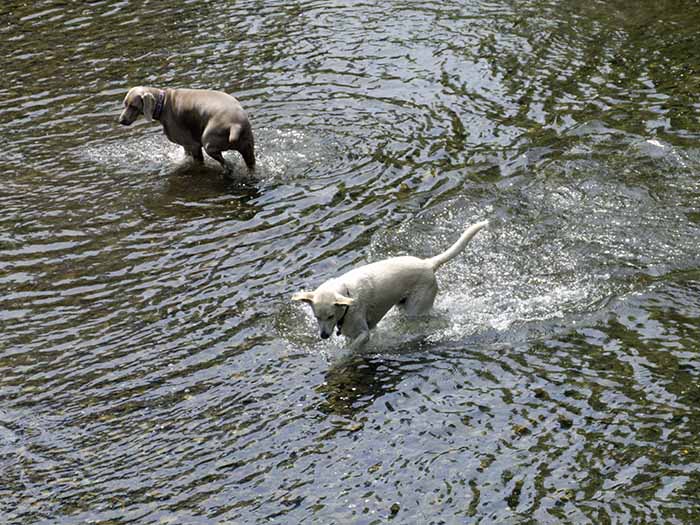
[3,0,700,524]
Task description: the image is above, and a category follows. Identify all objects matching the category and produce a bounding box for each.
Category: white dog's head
[292,289,353,339]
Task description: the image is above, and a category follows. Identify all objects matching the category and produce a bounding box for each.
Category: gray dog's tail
[428,220,489,270]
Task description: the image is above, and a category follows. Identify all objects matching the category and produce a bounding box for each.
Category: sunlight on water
[2,0,700,523]
[85,134,187,172]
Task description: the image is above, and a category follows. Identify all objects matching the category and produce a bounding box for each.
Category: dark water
[2,1,700,523]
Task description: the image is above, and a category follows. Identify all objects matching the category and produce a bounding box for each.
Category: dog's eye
[327,315,334,321]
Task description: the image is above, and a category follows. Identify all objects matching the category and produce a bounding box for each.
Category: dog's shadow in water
[316,353,404,417]
[309,313,457,417]
[144,156,262,218]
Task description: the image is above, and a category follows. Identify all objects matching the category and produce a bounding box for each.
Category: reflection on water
[1,0,700,523]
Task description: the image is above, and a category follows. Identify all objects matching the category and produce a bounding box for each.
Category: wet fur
[118,86,255,174]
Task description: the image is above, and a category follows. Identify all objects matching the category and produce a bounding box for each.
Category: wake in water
[84,133,187,173]
[83,126,343,184]
[254,127,343,181]
[283,204,585,357]
[286,162,681,357]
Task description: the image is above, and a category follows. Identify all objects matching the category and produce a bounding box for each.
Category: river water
[2,1,700,523]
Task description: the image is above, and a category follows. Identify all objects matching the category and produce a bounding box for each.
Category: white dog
[293,220,488,349]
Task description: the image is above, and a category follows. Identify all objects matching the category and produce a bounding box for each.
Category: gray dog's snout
[320,331,330,339]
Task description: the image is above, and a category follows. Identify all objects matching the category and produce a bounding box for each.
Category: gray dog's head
[292,289,354,339]
[118,87,157,125]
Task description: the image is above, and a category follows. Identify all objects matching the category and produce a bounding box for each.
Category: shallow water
[2,1,700,523]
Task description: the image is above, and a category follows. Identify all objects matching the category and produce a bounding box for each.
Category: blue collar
[153,90,166,120]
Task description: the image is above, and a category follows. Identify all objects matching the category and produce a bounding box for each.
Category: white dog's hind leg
[404,280,438,317]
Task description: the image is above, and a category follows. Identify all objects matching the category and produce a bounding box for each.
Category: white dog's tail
[428,220,489,270]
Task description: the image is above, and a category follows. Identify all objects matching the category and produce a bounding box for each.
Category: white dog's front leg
[348,331,370,351]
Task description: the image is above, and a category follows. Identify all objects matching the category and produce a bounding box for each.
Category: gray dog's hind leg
[204,146,228,172]
[238,130,255,171]
[184,146,204,163]
[231,123,256,172]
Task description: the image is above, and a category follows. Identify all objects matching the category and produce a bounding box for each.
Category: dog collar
[153,90,166,120]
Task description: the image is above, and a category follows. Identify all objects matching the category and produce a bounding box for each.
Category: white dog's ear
[292,291,315,304]
[141,93,156,122]
[333,294,354,306]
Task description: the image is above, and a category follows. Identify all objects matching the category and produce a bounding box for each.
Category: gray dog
[118,87,255,174]
[293,220,489,350]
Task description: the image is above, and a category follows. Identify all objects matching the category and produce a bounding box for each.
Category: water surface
[2,1,700,523]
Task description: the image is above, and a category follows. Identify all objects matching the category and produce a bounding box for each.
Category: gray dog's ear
[141,92,156,122]
[292,291,315,304]
[333,294,354,307]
